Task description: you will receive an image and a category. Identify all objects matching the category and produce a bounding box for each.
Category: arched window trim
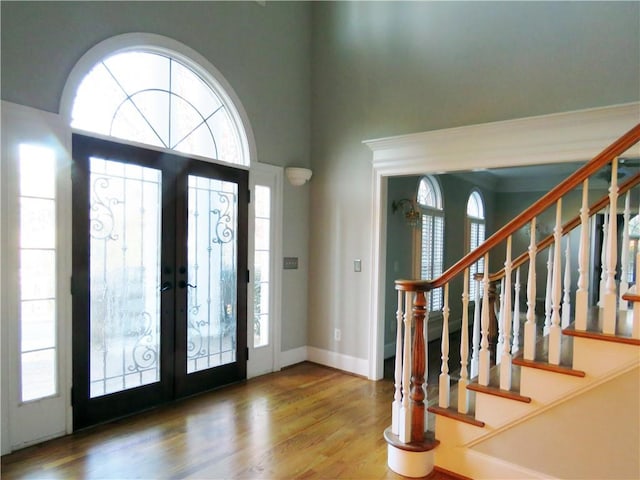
[417,175,443,211]
[59,33,256,168]
[466,189,485,220]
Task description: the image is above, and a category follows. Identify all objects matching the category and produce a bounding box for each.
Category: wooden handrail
[488,170,640,282]
[420,123,640,291]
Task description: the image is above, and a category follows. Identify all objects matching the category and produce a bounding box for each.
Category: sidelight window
[19,144,58,402]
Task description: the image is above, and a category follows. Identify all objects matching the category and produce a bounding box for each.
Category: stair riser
[434,445,553,479]
[520,368,585,403]
[572,337,640,376]
[433,415,486,446]
[474,394,535,428]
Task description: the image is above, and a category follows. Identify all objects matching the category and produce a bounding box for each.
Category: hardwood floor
[1,363,461,480]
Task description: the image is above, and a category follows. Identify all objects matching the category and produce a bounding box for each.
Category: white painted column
[549,199,563,365]
[599,210,609,308]
[603,158,619,335]
[439,284,450,408]
[458,269,470,414]
[500,236,513,390]
[561,237,571,329]
[512,266,521,354]
[399,291,412,443]
[619,191,631,310]
[524,218,537,360]
[470,278,481,378]
[392,290,404,435]
[479,253,491,386]
[496,277,505,366]
[544,247,553,336]
[575,179,590,331]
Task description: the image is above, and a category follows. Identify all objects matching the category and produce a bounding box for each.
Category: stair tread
[513,354,586,377]
[428,404,485,428]
[564,308,640,345]
[466,381,532,403]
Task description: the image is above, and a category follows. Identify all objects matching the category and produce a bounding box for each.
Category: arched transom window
[71,50,248,166]
[467,190,486,299]
[417,176,444,312]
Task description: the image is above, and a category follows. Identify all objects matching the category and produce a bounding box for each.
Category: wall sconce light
[392,198,421,228]
[285,167,313,186]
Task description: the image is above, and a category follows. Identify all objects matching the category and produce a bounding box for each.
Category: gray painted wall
[309,1,639,360]
[2,1,639,366]
[1,1,312,351]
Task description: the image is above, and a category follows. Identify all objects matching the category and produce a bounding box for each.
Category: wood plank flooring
[1,363,461,480]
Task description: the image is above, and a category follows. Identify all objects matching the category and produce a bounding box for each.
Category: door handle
[160,281,173,292]
[178,280,197,289]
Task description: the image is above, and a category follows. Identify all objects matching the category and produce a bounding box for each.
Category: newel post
[410,290,427,443]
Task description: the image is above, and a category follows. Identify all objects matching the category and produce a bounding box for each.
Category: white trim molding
[279,346,369,378]
[365,102,640,176]
[365,102,640,381]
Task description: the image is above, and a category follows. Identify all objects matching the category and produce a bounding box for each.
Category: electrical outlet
[334,328,341,341]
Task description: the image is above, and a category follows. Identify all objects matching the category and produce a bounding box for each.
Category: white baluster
[619,191,631,310]
[458,269,470,414]
[496,277,505,366]
[439,284,450,408]
[603,158,619,335]
[500,236,513,390]
[399,291,412,443]
[392,290,404,435]
[524,218,538,360]
[634,246,640,340]
[549,199,563,365]
[544,247,553,336]
[575,179,590,331]
[470,277,481,378]
[562,237,572,329]
[479,253,491,386]
[512,266,521,354]
[599,210,608,308]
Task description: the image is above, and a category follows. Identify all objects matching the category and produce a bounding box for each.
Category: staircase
[385,124,640,479]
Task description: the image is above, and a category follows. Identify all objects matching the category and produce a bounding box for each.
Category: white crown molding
[364,102,640,177]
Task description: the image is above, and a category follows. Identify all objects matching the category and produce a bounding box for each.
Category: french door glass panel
[89,157,162,398]
[187,175,238,373]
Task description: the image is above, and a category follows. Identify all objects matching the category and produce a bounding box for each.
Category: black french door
[72,134,247,429]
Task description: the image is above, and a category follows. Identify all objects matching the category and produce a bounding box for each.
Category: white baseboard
[280,346,308,368]
[307,347,369,377]
[280,346,369,377]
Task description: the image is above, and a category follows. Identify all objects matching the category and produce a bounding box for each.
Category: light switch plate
[283,257,298,270]
[354,259,362,272]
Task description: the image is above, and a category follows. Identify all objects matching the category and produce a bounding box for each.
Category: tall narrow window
[253,185,271,348]
[19,144,58,402]
[467,190,485,299]
[417,176,444,312]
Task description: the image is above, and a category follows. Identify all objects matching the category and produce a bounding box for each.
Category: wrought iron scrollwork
[127,312,158,373]
[210,192,235,244]
[90,176,121,240]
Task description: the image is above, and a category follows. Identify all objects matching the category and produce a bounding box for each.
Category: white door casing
[1,101,73,453]
[247,163,283,378]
